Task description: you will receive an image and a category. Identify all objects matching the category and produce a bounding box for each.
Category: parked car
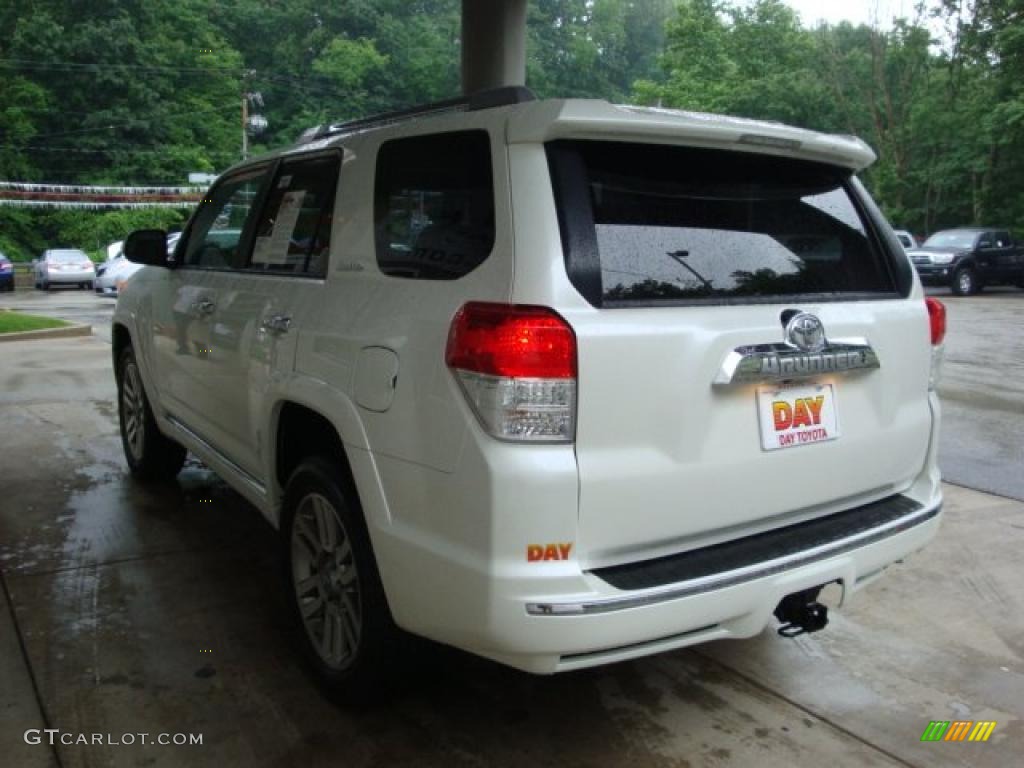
[113,88,946,689]
[34,249,96,291]
[907,227,1024,295]
[95,254,143,296]
[0,251,14,291]
[893,229,918,250]
[97,234,181,297]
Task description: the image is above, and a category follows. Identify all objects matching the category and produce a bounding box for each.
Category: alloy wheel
[291,493,362,671]
[121,362,146,461]
[958,271,973,294]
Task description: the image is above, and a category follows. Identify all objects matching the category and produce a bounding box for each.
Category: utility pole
[241,71,265,161]
[241,89,249,161]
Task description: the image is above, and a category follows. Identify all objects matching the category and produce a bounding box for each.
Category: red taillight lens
[446,302,576,379]
[925,297,946,346]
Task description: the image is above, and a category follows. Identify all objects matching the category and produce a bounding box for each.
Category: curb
[0,324,93,343]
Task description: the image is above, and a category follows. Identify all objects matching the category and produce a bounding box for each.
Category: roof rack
[296,86,536,145]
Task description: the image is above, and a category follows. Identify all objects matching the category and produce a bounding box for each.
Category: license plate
[757,383,839,451]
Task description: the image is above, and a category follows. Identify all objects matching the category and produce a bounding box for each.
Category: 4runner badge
[714,314,880,386]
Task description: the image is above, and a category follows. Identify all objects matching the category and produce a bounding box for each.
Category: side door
[974,231,998,280]
[991,230,1017,281]
[149,164,271,442]
[202,150,342,479]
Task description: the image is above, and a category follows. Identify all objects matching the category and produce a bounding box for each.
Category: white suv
[113,88,946,688]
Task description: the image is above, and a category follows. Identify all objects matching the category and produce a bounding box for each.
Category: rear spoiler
[505,100,876,171]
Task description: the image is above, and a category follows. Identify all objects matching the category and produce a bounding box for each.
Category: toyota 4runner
[113,87,946,688]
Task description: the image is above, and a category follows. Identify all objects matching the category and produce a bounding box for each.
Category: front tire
[282,456,396,694]
[952,267,978,296]
[117,347,186,480]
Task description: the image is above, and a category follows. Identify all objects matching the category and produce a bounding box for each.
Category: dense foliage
[637,0,1024,237]
[0,0,1021,260]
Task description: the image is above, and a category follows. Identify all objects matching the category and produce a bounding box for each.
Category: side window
[182,167,267,269]
[978,233,993,248]
[995,230,1011,248]
[249,153,340,276]
[374,130,495,280]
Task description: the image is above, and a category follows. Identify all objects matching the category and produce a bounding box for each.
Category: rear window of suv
[546,140,898,306]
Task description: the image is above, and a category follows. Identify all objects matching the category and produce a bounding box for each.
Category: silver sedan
[34,249,96,290]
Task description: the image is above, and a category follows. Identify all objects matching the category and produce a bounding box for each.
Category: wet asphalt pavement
[0,287,1021,767]
[928,288,1024,501]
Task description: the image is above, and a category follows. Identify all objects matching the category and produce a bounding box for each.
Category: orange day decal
[527,543,573,562]
[773,395,825,431]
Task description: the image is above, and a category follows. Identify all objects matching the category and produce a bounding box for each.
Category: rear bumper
[376,463,942,674]
[45,270,95,284]
[372,387,944,675]
[482,496,941,673]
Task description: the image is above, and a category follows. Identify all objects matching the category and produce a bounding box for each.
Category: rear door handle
[260,314,292,335]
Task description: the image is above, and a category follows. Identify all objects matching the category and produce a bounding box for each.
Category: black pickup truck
[907,227,1024,295]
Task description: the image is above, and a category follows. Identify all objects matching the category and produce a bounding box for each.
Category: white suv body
[113,93,944,680]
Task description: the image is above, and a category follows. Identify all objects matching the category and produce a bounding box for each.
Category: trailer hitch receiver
[774,586,829,638]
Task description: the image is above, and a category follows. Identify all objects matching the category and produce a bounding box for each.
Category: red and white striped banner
[0,180,203,209]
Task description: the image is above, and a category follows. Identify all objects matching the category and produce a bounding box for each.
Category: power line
[1,59,345,99]
[0,145,202,154]
[0,58,244,75]
[7,103,240,144]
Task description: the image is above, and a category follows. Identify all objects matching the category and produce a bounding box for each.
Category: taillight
[446,302,577,442]
[925,297,946,390]
[925,297,946,345]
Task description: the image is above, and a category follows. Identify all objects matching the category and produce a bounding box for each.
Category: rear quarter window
[374,130,495,280]
[546,140,900,306]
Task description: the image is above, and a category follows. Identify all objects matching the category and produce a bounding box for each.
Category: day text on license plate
[757,382,840,451]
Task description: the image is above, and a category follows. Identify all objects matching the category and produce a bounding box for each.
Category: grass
[0,310,70,334]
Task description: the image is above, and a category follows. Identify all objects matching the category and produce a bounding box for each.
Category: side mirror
[124,229,169,266]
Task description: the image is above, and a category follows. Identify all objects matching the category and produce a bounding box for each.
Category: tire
[87,281,94,290]
[952,267,978,296]
[117,347,186,481]
[281,456,397,694]
[43,280,50,292]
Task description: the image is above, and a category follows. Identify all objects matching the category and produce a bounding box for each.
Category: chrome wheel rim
[958,272,972,293]
[291,493,361,670]
[121,362,145,460]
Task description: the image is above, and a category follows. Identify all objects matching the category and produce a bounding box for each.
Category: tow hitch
[774,586,830,638]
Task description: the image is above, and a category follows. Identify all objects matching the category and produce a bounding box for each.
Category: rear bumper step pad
[593,494,929,592]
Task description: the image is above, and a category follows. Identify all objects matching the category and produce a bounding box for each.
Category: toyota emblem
[785,312,826,352]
